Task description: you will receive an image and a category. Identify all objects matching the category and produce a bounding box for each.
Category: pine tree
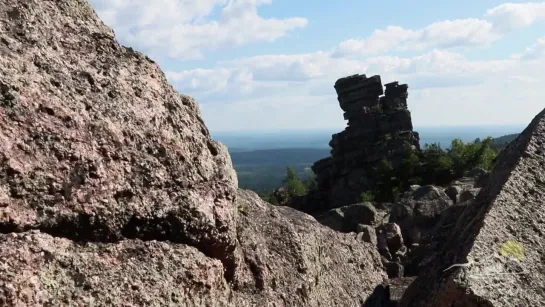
[283,166,307,197]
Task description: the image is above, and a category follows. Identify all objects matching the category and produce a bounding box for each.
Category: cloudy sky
[88,0,545,132]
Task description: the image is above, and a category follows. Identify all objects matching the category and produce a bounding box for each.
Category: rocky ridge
[0,0,386,306]
[399,108,545,306]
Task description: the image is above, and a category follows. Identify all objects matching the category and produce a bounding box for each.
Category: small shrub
[361,191,375,202]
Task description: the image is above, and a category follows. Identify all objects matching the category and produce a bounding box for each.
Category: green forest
[230,148,328,192]
[231,134,519,196]
[256,135,518,205]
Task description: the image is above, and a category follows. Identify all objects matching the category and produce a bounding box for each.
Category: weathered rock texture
[233,190,386,306]
[400,108,545,306]
[0,0,386,305]
[316,202,388,232]
[391,185,453,248]
[312,75,420,210]
[315,184,459,279]
[0,190,387,306]
[0,231,234,306]
[0,0,238,271]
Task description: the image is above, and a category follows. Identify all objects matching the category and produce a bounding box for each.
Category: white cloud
[88,0,307,59]
[166,68,253,95]
[334,3,545,58]
[519,36,545,60]
[169,34,545,131]
[223,52,368,81]
[485,2,545,31]
[334,26,419,57]
[367,50,515,75]
[167,49,514,101]
[509,75,541,83]
[333,19,501,57]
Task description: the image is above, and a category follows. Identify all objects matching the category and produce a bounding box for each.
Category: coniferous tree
[283,166,308,197]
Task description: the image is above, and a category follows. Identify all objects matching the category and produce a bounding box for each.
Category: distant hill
[230,148,330,166]
[229,148,329,192]
[491,133,519,150]
[214,125,524,151]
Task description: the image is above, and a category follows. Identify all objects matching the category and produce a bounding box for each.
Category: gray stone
[357,224,378,246]
[377,230,391,258]
[389,278,416,306]
[459,188,480,203]
[314,207,346,232]
[384,261,405,278]
[474,172,490,188]
[384,223,405,254]
[413,185,443,201]
[395,245,408,258]
[444,185,462,203]
[410,184,421,192]
[464,167,487,178]
[342,202,384,228]
[234,190,388,306]
[465,167,490,188]
[310,74,420,210]
[317,202,387,232]
[407,185,454,221]
[400,108,545,307]
[413,197,452,220]
[361,284,391,307]
[0,0,240,269]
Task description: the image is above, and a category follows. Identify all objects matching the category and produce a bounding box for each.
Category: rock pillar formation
[312,74,420,209]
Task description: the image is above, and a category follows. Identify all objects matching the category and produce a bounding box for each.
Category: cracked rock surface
[232,190,386,306]
[0,0,238,267]
[0,0,386,306]
[400,108,545,307]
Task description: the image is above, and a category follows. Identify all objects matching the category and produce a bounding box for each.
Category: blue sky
[88,0,545,132]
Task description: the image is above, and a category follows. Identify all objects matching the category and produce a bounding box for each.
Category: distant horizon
[211,124,526,135]
[212,124,524,152]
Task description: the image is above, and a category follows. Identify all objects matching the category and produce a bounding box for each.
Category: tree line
[259,137,502,205]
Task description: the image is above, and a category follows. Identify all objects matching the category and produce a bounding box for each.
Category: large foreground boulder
[233,190,386,306]
[0,190,386,306]
[0,0,238,267]
[0,0,386,305]
[0,231,233,306]
[400,108,545,306]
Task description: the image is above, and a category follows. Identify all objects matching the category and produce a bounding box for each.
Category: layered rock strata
[312,75,420,209]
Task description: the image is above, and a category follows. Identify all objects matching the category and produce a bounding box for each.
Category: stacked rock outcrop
[312,74,420,210]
